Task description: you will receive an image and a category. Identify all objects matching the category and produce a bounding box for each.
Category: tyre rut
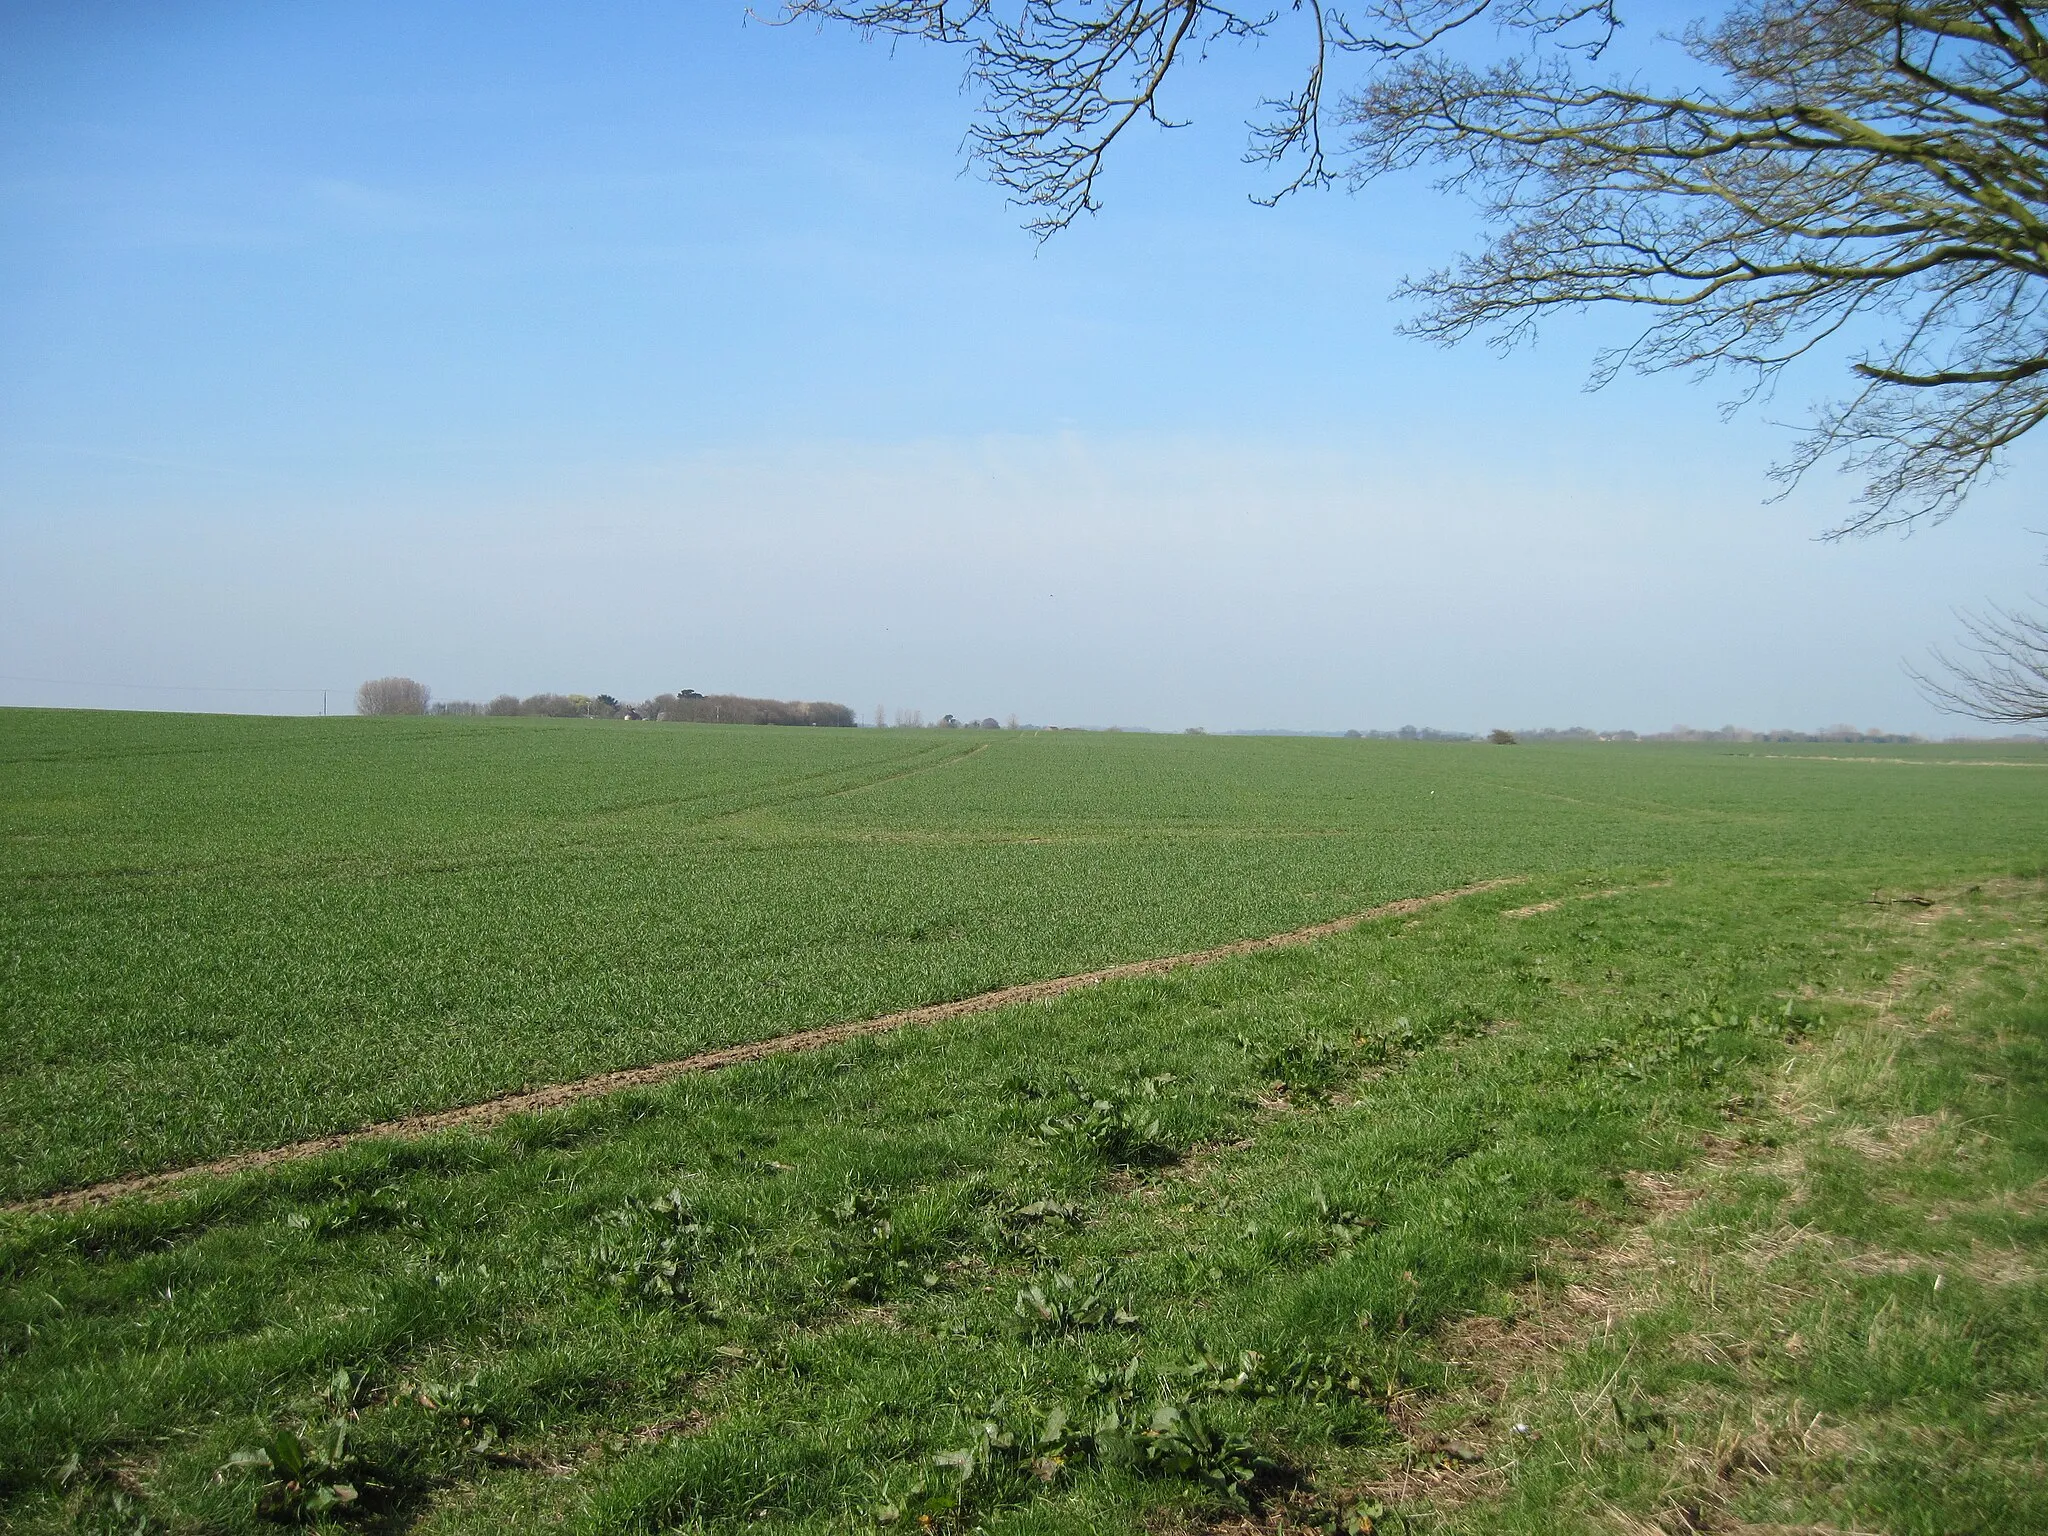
[12,875,1523,1216]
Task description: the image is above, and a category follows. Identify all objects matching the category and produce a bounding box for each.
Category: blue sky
[3,1,2042,732]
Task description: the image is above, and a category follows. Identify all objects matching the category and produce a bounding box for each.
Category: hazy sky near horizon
[4,2,2044,734]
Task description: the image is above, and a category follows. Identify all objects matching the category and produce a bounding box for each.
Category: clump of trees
[481,693,605,719]
[356,677,429,716]
[1503,725,1936,743]
[419,690,858,726]
[644,693,856,727]
[1345,726,1477,742]
[872,708,1021,728]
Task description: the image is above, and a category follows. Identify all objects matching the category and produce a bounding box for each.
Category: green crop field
[3,708,2045,1534]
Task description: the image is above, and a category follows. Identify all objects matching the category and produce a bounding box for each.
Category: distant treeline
[424,691,856,726]
[1283,724,2029,744]
[1339,727,1477,742]
[641,693,855,727]
[1510,725,1933,744]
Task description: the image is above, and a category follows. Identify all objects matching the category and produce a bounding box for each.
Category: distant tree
[356,677,429,716]
[1913,602,2048,722]
[1489,728,1519,745]
[642,691,857,726]
[489,693,590,718]
[783,1,2048,532]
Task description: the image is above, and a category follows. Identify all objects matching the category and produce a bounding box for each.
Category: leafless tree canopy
[779,1,2048,531]
[356,676,431,716]
[1912,603,2048,719]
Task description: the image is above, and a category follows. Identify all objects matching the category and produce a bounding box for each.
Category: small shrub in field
[1256,1031,1352,1097]
[824,1180,958,1300]
[1014,1266,1140,1337]
[879,1402,1069,1525]
[1032,1075,1181,1166]
[1310,1186,1380,1246]
[1135,1399,1283,1509]
[990,1196,1085,1255]
[582,1189,718,1310]
[1270,1351,1382,1409]
[1488,728,1518,745]
[222,1422,360,1521]
[405,1372,506,1456]
[315,1367,373,1416]
[886,1378,1281,1524]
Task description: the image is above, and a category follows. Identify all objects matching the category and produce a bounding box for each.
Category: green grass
[0,867,1839,1529]
[4,709,2045,1200]
[1,710,2043,1533]
[5,868,2042,1533]
[1423,888,2048,1536]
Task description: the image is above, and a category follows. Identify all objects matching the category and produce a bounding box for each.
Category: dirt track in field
[1503,878,1672,918]
[13,876,1524,1216]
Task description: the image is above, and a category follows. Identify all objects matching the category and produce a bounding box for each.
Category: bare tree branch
[1911,602,2048,719]
[776,1,1281,235]
[777,1,2048,529]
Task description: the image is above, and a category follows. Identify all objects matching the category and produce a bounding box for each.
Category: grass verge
[1358,879,2048,1535]
[1,866,2040,1533]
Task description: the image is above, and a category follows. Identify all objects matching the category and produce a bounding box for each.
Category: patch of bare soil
[1504,880,1674,919]
[12,876,1525,1217]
